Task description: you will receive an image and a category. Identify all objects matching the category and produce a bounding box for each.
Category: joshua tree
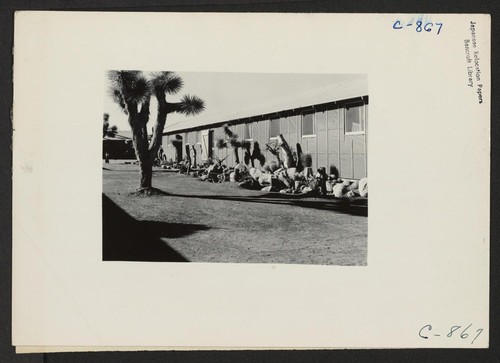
[266,134,296,169]
[107,71,205,191]
[103,113,118,138]
[265,140,282,167]
[277,134,295,168]
[216,125,249,164]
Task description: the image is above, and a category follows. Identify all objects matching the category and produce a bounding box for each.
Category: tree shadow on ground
[166,192,368,216]
[102,168,139,172]
[102,194,210,262]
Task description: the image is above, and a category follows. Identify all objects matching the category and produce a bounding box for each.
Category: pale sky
[103,72,363,136]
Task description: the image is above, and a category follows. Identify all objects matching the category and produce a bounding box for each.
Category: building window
[244,123,253,140]
[345,103,366,134]
[269,117,280,139]
[302,111,315,136]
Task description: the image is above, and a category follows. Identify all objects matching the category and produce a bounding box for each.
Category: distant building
[162,76,368,179]
[103,131,135,160]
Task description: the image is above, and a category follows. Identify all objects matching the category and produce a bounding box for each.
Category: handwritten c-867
[393,20,443,35]
[419,323,484,345]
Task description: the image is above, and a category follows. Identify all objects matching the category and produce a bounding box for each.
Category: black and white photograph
[11,11,490,352]
[102,72,368,265]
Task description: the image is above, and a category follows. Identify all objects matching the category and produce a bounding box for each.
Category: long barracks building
[162,75,368,180]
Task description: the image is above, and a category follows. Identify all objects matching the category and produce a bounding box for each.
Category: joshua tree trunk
[139,157,153,188]
[131,132,152,188]
[128,102,153,189]
[278,134,296,168]
[148,91,168,158]
[135,93,180,187]
[233,147,240,164]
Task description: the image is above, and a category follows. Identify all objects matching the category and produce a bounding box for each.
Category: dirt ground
[102,162,367,265]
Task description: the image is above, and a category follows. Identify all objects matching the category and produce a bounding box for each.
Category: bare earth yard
[103,162,367,265]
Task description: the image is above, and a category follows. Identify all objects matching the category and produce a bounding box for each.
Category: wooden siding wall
[162,104,368,179]
[162,135,177,161]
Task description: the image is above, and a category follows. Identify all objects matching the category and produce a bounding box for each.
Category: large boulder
[332,183,348,198]
[350,180,359,190]
[258,173,273,186]
[249,167,262,180]
[359,178,368,197]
